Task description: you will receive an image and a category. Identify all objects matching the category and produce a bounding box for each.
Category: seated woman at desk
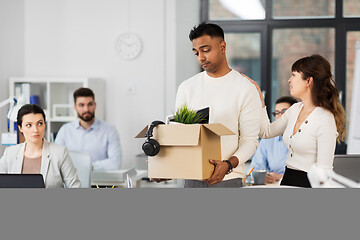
[0,104,80,188]
[243,54,346,188]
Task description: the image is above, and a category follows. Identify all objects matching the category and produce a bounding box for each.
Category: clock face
[116,32,142,60]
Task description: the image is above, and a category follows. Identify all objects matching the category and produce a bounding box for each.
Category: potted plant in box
[171,103,208,124]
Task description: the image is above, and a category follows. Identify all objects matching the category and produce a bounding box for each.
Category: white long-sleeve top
[259,102,337,172]
[175,70,262,180]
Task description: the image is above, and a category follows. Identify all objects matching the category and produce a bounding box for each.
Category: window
[272,28,335,108]
[346,31,360,139]
[226,33,261,86]
[201,0,360,149]
[343,0,360,17]
[273,0,335,19]
[209,0,265,20]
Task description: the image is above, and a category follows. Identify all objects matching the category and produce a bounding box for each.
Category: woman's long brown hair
[292,54,346,142]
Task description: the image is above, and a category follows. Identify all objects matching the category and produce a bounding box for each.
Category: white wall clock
[116,32,142,60]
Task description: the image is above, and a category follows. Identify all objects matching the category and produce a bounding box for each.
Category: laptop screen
[0,174,45,188]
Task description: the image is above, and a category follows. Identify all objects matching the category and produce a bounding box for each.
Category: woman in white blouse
[0,104,80,188]
[243,54,345,187]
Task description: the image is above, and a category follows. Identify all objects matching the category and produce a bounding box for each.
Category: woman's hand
[241,73,265,108]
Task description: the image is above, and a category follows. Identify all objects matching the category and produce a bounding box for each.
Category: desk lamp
[307,164,360,188]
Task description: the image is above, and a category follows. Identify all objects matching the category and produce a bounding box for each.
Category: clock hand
[122,41,132,47]
[127,40,140,46]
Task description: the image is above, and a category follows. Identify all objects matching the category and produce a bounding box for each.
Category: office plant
[172,103,207,124]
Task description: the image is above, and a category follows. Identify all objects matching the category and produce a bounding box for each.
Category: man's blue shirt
[250,136,288,174]
[55,118,122,170]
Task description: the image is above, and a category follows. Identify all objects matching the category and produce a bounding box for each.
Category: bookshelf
[9,77,105,141]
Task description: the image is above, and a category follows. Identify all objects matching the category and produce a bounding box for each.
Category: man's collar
[90,118,100,130]
[73,119,81,129]
[74,118,99,130]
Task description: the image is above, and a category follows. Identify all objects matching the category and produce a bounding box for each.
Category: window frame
[201,0,360,114]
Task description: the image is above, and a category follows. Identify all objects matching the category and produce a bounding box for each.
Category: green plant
[172,104,207,124]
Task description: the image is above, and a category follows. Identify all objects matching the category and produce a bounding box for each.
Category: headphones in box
[142,121,165,156]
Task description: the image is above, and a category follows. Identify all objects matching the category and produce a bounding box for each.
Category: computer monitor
[333,155,360,183]
[0,174,45,188]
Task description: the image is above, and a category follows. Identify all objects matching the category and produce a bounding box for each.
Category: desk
[91,169,148,188]
[244,180,283,188]
[244,181,300,188]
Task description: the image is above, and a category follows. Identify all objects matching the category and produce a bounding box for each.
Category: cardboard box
[136,123,235,180]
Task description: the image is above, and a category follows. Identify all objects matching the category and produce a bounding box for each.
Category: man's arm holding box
[204,156,239,185]
[204,85,261,185]
[232,85,262,166]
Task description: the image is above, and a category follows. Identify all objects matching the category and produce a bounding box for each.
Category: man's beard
[78,112,95,122]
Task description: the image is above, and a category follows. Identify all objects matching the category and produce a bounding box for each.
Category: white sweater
[259,102,337,172]
[175,70,262,180]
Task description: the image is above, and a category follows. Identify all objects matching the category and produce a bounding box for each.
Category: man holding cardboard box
[151,22,262,187]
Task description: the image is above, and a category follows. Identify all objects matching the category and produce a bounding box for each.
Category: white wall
[175,1,201,89]
[347,41,360,154]
[0,0,25,154]
[0,0,200,168]
[165,0,201,115]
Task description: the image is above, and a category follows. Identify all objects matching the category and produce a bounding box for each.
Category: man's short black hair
[276,96,298,106]
[73,88,95,103]
[189,22,225,41]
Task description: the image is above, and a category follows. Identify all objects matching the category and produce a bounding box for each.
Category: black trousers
[280,167,312,188]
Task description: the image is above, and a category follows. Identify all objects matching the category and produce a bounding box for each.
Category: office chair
[68,151,92,188]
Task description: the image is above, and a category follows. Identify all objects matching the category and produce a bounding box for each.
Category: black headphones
[142,121,165,156]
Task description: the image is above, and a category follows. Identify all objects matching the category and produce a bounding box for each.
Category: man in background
[55,88,121,170]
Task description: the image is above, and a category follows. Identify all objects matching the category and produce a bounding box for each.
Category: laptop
[0,174,45,188]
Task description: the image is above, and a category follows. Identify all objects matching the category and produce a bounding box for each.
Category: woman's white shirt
[259,102,337,172]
